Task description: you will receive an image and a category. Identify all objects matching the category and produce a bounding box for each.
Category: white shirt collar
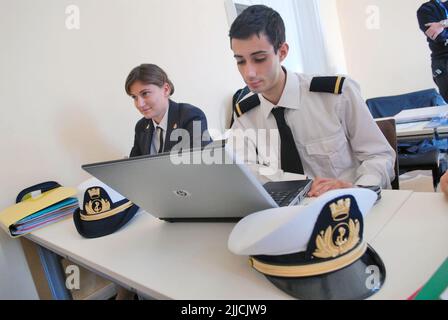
[152,106,169,132]
[259,68,301,119]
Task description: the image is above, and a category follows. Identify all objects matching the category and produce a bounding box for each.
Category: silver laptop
[82,146,312,222]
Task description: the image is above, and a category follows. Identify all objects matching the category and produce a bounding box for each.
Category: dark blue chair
[366,89,446,119]
[366,89,446,190]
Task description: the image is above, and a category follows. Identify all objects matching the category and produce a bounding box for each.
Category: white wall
[336,0,435,99]
[234,0,306,72]
[236,0,344,75]
[317,0,347,74]
[0,0,243,299]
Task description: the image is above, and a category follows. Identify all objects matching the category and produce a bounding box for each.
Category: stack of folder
[0,186,78,238]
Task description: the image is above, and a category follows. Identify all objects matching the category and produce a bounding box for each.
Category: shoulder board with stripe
[310,76,346,95]
[235,94,261,118]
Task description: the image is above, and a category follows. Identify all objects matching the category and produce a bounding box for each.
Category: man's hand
[440,172,448,197]
[308,177,353,198]
[425,22,445,40]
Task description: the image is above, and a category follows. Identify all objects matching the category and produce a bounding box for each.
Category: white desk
[396,121,448,139]
[370,192,448,300]
[397,121,436,139]
[393,106,448,140]
[394,106,448,125]
[26,190,424,300]
[386,106,448,140]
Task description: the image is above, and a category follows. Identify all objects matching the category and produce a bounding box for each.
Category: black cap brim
[261,245,386,300]
[73,205,139,239]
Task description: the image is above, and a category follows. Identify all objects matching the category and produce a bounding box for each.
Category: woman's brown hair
[125,64,175,96]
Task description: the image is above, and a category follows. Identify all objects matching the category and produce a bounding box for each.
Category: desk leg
[37,245,72,300]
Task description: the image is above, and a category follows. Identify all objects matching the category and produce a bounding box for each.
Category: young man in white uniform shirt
[228,5,396,197]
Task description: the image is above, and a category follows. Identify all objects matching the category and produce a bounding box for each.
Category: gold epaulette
[310,76,346,95]
[235,94,261,117]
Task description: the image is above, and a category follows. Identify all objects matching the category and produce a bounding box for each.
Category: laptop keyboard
[268,189,304,207]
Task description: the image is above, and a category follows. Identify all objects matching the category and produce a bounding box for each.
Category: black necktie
[271,107,304,174]
[157,126,164,153]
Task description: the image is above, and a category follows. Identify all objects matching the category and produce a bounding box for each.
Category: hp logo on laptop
[173,190,191,198]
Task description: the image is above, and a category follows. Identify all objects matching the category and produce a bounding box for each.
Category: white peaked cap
[76,177,126,209]
[228,188,377,256]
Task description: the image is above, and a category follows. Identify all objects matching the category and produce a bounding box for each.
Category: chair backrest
[376,118,400,190]
[366,89,446,119]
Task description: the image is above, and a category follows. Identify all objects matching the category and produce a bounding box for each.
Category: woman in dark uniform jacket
[125,64,210,157]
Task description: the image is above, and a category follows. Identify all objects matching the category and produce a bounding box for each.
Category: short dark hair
[125,64,175,96]
[229,5,285,53]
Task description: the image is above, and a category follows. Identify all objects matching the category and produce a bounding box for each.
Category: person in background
[126,64,210,157]
[440,171,448,196]
[418,0,448,102]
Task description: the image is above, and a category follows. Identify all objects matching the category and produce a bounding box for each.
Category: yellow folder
[0,187,77,238]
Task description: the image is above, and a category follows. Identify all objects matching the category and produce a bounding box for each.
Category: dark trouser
[432,58,448,103]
